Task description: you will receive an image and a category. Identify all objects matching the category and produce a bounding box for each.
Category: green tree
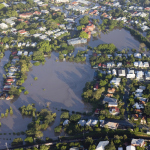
[39,145,50,150]
[105,141,116,150]
[60,112,69,119]
[79,16,89,25]
[70,114,81,122]
[24,137,33,144]
[79,31,88,39]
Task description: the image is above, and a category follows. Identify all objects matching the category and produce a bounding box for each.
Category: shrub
[34,77,38,80]
[24,90,29,95]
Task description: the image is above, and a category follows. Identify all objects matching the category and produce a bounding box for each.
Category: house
[117,62,122,68]
[17,51,22,56]
[33,11,41,15]
[134,62,138,67]
[55,0,69,3]
[126,145,136,150]
[109,107,120,115]
[107,88,115,93]
[143,62,149,68]
[133,103,144,109]
[141,116,146,124]
[103,97,118,107]
[127,69,135,79]
[131,139,145,147]
[134,53,141,59]
[104,122,119,129]
[86,119,92,126]
[67,38,87,45]
[136,71,144,81]
[18,29,27,35]
[96,141,109,150]
[112,69,117,75]
[145,72,150,80]
[95,108,100,115]
[138,97,147,104]
[0,23,8,29]
[91,120,98,126]
[138,61,143,68]
[19,13,33,18]
[132,114,139,121]
[78,120,86,126]
[69,147,79,150]
[63,119,69,126]
[118,147,123,150]
[110,77,121,87]
[118,69,126,76]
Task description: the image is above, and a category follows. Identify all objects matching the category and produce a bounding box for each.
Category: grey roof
[103,97,117,103]
[131,139,144,145]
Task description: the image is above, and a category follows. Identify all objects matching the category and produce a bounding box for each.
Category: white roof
[96,141,109,150]
[126,145,136,150]
[63,119,69,126]
[78,120,86,126]
[118,147,123,150]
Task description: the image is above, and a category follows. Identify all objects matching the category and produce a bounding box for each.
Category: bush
[24,90,29,95]
[34,77,38,80]
[54,126,62,133]
[33,61,40,66]
[60,112,69,119]
[70,114,81,122]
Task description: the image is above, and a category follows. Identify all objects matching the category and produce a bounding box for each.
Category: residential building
[67,38,87,45]
[131,139,145,147]
[96,141,109,150]
[103,97,118,107]
[55,0,69,3]
[126,145,136,150]
[145,72,150,80]
[109,107,120,115]
[141,116,146,124]
[63,119,69,126]
[104,122,119,129]
[118,69,126,76]
[86,119,92,126]
[134,53,141,59]
[107,88,115,93]
[19,13,33,18]
[91,120,98,126]
[0,23,8,29]
[78,120,86,126]
[110,77,121,87]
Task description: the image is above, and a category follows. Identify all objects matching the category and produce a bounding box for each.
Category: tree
[105,141,116,150]
[39,145,50,150]
[85,137,93,145]
[60,112,69,119]
[144,105,150,116]
[79,31,88,39]
[77,25,85,30]
[79,16,89,25]
[24,137,33,144]
[12,138,23,146]
[70,114,81,122]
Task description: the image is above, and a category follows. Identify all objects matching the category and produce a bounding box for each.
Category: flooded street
[0,27,147,148]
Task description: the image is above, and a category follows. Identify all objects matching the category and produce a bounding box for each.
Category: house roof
[96,141,109,150]
[103,96,117,103]
[131,139,144,145]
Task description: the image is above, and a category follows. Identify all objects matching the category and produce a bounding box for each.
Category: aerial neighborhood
[1,0,150,149]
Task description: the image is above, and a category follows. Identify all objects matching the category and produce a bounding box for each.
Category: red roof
[94,83,99,89]
[11,51,17,55]
[95,108,100,114]
[98,63,101,67]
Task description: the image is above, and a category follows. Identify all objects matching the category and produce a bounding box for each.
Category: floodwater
[0,27,146,148]
[88,28,141,51]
